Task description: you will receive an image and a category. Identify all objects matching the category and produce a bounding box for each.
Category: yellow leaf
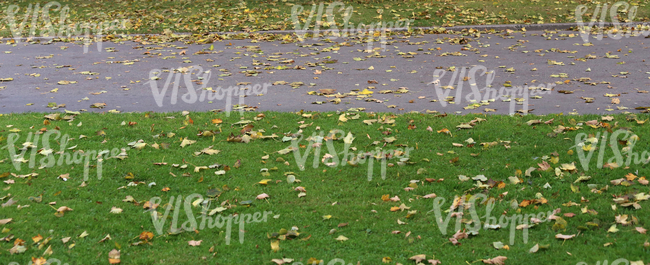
[271,240,280,252]
[335,235,348,241]
[338,114,348,122]
[306,258,323,264]
[358,89,374,95]
[608,225,619,233]
[550,156,559,164]
[258,179,272,185]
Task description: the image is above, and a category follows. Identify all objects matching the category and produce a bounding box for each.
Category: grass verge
[1,111,649,264]
[1,0,649,38]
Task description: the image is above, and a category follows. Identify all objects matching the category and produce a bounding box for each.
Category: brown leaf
[32,234,43,243]
[108,249,121,264]
[410,254,426,263]
[32,257,47,265]
[56,206,73,213]
[449,230,468,245]
[538,161,551,171]
[240,124,254,134]
[483,256,507,265]
[139,231,154,241]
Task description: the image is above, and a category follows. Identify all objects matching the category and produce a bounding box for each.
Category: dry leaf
[110,207,123,214]
[108,249,121,264]
[555,234,576,240]
[271,240,280,252]
[410,254,426,263]
[483,256,507,265]
[335,235,348,241]
[271,258,294,265]
[635,227,647,234]
[188,240,202,246]
[57,206,73,212]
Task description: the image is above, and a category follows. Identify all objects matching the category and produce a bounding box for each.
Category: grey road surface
[1,30,649,115]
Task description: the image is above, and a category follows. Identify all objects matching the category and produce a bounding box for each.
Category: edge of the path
[3,21,649,42]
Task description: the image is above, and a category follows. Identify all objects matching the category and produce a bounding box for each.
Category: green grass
[1,0,649,38]
[1,111,649,264]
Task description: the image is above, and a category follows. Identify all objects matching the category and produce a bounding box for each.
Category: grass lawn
[1,111,649,264]
[1,0,649,38]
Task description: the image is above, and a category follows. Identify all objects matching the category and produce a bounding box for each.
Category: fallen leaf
[109,207,123,214]
[271,240,280,252]
[555,234,576,240]
[635,227,647,234]
[108,249,120,264]
[188,240,202,246]
[335,235,348,241]
[410,254,426,263]
[423,193,437,199]
[529,244,539,253]
[180,138,196,147]
[483,256,507,265]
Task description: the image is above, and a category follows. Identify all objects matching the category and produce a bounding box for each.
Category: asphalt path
[1,30,649,115]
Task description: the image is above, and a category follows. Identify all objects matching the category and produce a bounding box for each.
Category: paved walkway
[1,30,649,115]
